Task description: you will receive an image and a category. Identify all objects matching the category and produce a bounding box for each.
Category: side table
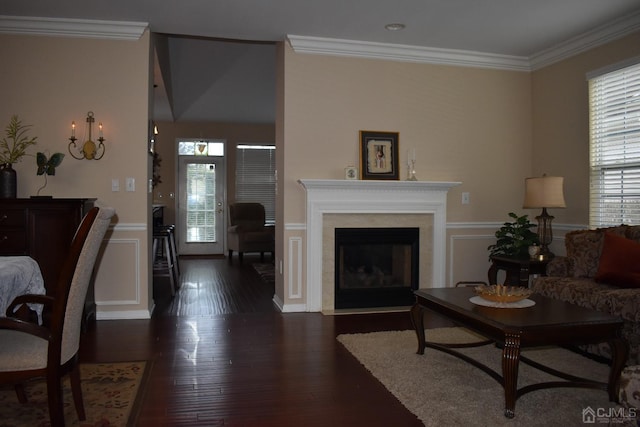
[488,255,549,287]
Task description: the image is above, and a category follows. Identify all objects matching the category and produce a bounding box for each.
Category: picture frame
[359,130,399,180]
[345,166,358,180]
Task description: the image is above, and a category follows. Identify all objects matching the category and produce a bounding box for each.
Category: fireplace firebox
[334,227,419,309]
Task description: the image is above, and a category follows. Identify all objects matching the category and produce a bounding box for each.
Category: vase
[0,163,17,198]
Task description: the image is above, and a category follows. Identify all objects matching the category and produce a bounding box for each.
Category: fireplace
[334,227,419,309]
[297,179,460,313]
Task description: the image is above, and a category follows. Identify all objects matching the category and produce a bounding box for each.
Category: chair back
[47,206,115,365]
[229,202,266,230]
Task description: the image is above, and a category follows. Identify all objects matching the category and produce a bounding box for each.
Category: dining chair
[0,205,115,426]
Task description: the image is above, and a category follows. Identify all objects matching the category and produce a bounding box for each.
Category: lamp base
[535,207,555,259]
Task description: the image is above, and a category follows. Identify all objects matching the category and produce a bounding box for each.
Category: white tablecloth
[0,256,46,321]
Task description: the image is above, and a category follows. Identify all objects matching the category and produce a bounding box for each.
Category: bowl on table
[474,284,533,303]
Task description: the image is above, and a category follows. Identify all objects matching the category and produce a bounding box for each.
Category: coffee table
[410,287,628,418]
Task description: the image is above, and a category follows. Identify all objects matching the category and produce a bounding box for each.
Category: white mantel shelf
[298,179,461,312]
[298,179,461,193]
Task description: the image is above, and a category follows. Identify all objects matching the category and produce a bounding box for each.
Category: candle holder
[406,160,417,181]
[68,111,106,160]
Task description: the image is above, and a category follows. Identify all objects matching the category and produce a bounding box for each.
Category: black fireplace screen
[334,227,419,309]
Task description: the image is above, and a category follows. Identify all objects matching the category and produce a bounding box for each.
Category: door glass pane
[186,163,217,243]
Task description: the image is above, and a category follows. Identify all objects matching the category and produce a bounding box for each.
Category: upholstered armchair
[227,202,274,264]
[0,205,115,426]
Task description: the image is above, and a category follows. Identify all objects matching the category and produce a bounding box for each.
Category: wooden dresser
[0,198,96,324]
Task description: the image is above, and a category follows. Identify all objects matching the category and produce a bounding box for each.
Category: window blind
[589,61,640,227]
[235,145,276,223]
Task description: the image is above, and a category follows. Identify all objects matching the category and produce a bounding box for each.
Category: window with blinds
[235,144,276,223]
[588,60,640,227]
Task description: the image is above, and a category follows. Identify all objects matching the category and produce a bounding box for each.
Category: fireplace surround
[299,179,460,312]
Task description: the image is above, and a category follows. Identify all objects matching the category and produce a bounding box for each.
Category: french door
[177,156,225,255]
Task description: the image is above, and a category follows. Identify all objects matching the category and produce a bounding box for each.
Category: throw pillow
[595,232,640,288]
[567,226,628,277]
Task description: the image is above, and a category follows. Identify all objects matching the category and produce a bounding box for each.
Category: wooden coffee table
[410,287,628,418]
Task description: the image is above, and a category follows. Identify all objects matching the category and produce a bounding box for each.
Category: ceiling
[3,0,640,123]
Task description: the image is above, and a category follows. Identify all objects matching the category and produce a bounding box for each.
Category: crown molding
[529,10,640,70]
[289,11,640,72]
[0,15,148,40]
[287,35,531,71]
[1,11,637,67]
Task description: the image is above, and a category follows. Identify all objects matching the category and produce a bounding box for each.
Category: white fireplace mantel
[298,179,460,312]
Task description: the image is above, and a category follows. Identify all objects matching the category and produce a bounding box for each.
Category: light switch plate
[462,192,470,204]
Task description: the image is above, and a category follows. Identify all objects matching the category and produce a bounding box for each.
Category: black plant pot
[0,163,17,198]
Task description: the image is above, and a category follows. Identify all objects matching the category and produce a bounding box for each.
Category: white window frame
[588,58,640,227]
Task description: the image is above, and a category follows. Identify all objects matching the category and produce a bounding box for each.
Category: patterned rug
[252,263,275,286]
[0,361,149,427]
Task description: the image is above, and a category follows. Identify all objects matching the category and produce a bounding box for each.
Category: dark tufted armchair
[227,202,274,264]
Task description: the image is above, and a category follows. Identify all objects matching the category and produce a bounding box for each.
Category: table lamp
[523,175,566,259]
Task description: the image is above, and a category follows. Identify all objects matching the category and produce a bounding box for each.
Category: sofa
[532,225,640,366]
[530,225,640,419]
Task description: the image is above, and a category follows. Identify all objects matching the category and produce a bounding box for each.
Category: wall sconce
[68,111,105,160]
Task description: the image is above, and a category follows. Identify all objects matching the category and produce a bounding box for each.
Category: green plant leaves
[488,212,539,258]
[0,115,38,164]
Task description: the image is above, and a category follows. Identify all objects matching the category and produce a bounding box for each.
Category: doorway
[177,145,226,255]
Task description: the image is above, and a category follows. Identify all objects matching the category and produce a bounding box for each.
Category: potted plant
[35,152,65,197]
[488,212,539,258]
[0,115,38,198]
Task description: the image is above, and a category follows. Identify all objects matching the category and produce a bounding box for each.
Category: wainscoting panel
[94,238,141,307]
[288,236,303,300]
[449,234,495,286]
[274,234,307,313]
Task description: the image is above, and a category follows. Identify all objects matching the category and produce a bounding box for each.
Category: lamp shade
[523,176,566,208]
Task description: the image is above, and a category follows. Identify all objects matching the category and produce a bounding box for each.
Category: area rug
[0,361,149,427]
[338,327,636,426]
[252,263,275,286]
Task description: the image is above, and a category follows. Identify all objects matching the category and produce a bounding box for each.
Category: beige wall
[282,45,534,224]
[532,32,640,226]
[3,26,639,316]
[278,42,534,308]
[277,33,640,309]
[152,121,275,226]
[0,31,153,318]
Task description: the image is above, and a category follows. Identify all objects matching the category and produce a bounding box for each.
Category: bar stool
[153,226,179,295]
[156,224,180,275]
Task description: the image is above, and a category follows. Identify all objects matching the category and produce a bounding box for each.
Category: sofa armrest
[546,256,572,277]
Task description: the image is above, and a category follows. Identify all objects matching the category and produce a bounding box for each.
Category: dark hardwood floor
[79,255,453,426]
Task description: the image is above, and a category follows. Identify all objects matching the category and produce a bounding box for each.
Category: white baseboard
[273,294,307,313]
[96,309,152,320]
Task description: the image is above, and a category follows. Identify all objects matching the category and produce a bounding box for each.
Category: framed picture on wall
[359,130,399,180]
